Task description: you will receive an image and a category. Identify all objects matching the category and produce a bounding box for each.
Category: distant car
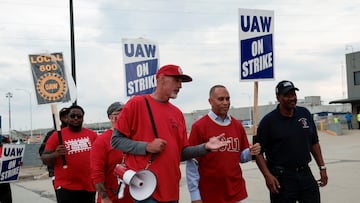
[242,123,253,128]
[241,120,253,128]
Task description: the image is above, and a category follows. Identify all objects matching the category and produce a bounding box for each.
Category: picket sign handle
[50,104,67,169]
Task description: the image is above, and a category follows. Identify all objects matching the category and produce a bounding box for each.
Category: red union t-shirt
[189,115,250,203]
[114,95,189,202]
[90,129,132,203]
[45,127,97,192]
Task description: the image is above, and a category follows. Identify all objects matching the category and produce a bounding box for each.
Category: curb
[19,166,49,181]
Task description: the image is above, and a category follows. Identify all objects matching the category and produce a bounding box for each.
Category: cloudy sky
[0,0,359,133]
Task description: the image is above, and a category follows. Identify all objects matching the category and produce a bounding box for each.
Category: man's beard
[170,91,178,99]
[68,124,82,132]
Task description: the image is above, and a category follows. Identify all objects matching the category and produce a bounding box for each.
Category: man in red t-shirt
[91,102,132,203]
[111,64,229,203]
[186,85,260,203]
[41,105,98,203]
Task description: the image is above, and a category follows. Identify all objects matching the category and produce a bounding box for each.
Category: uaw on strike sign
[239,8,274,81]
[29,53,71,104]
[0,144,25,183]
[122,38,159,97]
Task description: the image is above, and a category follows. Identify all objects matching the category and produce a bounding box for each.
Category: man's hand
[205,133,229,151]
[265,174,281,194]
[101,197,112,203]
[318,169,328,187]
[55,145,66,157]
[146,138,167,153]
[249,143,261,155]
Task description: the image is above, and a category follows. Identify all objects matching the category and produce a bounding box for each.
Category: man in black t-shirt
[255,80,328,203]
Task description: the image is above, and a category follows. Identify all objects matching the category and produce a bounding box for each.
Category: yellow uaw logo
[36,72,67,101]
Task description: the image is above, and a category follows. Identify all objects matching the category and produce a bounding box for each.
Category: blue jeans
[347,121,353,129]
[269,166,320,203]
[134,196,178,203]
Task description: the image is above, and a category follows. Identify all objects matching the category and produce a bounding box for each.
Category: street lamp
[15,89,33,142]
[5,92,13,141]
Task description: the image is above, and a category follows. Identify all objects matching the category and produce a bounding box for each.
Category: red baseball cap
[156,64,192,82]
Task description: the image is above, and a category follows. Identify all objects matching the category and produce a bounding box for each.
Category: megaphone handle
[117,178,125,199]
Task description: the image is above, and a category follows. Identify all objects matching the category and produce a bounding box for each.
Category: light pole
[15,88,33,142]
[5,92,13,141]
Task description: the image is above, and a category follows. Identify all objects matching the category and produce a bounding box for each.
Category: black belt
[272,165,309,172]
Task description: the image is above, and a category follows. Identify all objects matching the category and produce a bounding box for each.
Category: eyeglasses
[69,114,83,119]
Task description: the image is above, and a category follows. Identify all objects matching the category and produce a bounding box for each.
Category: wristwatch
[319,165,327,170]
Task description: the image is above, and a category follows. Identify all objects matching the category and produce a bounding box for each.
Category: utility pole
[5,92,13,141]
[70,0,77,105]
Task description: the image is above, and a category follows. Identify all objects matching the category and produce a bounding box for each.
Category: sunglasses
[69,114,83,119]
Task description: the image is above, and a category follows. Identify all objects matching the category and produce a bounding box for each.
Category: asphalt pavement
[11,129,360,202]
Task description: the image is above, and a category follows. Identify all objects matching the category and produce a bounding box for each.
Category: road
[11,129,360,202]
